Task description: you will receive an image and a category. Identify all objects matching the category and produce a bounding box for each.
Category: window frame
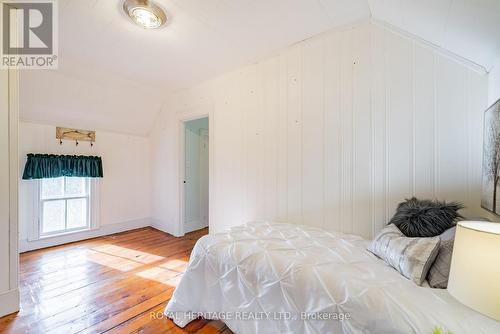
[29,177,100,241]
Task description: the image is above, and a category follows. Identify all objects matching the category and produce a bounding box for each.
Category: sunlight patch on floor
[91,244,165,264]
[159,259,188,272]
[82,244,188,286]
[136,266,182,285]
[87,249,143,272]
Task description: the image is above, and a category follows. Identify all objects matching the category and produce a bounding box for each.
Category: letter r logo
[3,2,53,55]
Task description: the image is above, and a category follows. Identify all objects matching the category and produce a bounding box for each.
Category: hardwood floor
[0,227,231,334]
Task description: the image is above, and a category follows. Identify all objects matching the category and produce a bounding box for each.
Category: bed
[165,222,500,333]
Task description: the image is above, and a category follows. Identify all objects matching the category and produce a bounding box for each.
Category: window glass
[41,177,64,199]
[39,177,91,236]
[65,177,87,197]
[67,198,87,229]
[42,200,65,233]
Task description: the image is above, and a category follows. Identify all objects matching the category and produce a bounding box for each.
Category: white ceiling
[368,0,500,71]
[20,0,500,135]
[55,0,370,90]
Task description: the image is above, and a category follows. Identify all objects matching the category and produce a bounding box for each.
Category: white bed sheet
[165,222,500,334]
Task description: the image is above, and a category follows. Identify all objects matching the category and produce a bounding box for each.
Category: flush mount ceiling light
[123,0,166,29]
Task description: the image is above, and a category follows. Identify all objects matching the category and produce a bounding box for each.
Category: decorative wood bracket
[56,127,95,146]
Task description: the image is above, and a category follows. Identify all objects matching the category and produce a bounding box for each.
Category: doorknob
[183,180,186,184]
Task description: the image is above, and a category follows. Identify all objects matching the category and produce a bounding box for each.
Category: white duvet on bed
[165,222,500,334]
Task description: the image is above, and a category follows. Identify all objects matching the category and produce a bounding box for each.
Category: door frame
[178,109,213,237]
[0,2,20,317]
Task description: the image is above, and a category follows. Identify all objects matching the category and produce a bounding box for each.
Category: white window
[37,177,97,237]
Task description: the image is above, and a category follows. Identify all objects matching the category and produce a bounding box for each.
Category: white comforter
[165,222,500,334]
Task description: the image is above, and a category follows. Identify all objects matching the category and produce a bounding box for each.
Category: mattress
[165,222,500,333]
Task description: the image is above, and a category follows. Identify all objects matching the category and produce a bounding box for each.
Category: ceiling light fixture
[123,0,166,29]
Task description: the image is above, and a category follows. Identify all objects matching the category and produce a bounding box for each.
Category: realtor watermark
[1,0,58,69]
[154,311,352,322]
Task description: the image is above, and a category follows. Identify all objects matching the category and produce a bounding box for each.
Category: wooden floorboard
[0,227,231,334]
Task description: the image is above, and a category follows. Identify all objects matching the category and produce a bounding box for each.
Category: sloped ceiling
[369,0,500,71]
[20,0,500,135]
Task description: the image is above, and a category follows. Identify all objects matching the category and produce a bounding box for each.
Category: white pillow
[368,224,440,285]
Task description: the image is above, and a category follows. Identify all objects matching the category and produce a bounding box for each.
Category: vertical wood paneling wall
[151,22,489,238]
[489,57,500,105]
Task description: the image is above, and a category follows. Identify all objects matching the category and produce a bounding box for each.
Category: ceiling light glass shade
[123,0,166,29]
[131,8,161,29]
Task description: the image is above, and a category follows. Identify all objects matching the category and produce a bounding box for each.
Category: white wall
[19,121,152,251]
[184,118,209,232]
[488,57,500,105]
[150,21,490,238]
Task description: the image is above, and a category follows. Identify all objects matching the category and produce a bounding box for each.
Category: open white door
[199,128,209,227]
[183,117,209,234]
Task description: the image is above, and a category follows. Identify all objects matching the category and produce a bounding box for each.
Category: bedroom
[1,0,500,333]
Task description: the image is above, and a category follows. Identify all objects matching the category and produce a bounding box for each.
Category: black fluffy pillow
[389,197,464,237]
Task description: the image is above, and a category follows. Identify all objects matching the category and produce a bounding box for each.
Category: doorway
[183,117,209,233]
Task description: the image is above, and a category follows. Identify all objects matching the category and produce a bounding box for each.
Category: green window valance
[22,154,103,180]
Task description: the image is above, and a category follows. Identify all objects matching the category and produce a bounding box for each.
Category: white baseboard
[184,220,208,233]
[151,218,182,237]
[151,218,208,237]
[20,218,151,252]
[0,289,19,317]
